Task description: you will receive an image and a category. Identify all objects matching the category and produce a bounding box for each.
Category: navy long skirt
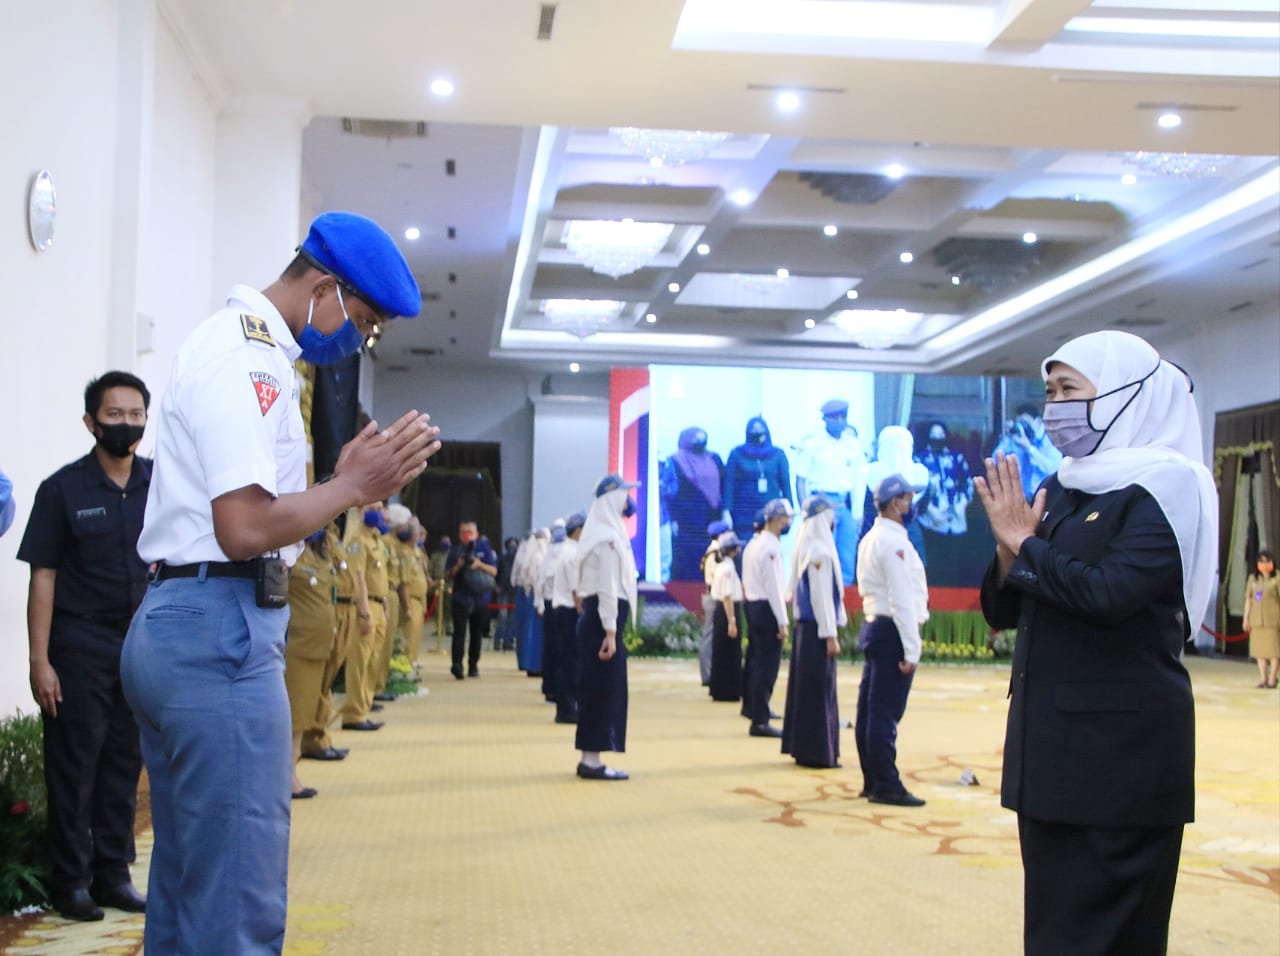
[709,602,742,702]
[781,619,840,768]
[575,596,628,753]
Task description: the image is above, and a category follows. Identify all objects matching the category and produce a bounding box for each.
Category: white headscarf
[576,486,638,619]
[866,425,930,494]
[1042,330,1218,630]
[787,505,843,603]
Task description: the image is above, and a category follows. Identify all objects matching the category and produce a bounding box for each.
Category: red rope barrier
[1200,623,1251,643]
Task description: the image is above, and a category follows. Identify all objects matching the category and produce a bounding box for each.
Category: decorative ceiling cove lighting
[563,219,674,278]
[404,226,421,241]
[609,127,732,167]
[1123,152,1232,180]
[1157,113,1182,129]
[832,309,922,350]
[696,242,711,255]
[542,298,625,339]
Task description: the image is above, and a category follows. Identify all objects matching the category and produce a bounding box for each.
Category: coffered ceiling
[167,0,1280,378]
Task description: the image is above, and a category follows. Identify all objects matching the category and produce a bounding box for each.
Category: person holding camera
[992,404,1062,501]
[445,520,498,679]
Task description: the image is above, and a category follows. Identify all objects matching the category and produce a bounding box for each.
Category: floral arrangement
[0,711,50,911]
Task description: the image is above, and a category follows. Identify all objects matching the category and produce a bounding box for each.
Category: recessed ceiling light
[430,78,455,97]
[668,282,681,293]
[730,189,754,207]
[804,318,817,329]
[823,224,838,237]
[645,313,658,324]
[1022,232,1038,244]
[886,164,906,180]
[1157,112,1182,129]
[696,243,711,255]
[951,275,961,285]
[569,362,580,373]
[776,268,790,279]
[775,90,801,112]
[899,251,914,264]
[846,289,859,300]
[1121,173,1138,185]
[404,226,421,241]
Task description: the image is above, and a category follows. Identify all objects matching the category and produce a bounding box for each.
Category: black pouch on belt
[256,556,290,609]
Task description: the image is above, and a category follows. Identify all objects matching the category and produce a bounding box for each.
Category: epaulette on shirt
[240,313,275,347]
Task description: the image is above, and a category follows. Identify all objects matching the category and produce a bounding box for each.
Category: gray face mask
[1042,400,1103,458]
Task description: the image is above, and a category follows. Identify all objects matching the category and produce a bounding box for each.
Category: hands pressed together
[974,453,1046,574]
[334,410,442,506]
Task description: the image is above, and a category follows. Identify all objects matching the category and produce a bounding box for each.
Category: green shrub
[0,711,50,911]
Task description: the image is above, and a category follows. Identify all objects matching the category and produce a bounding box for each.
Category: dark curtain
[310,353,362,481]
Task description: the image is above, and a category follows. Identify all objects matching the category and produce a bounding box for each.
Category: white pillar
[211,96,310,298]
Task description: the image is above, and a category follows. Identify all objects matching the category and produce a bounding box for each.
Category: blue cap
[717,531,742,551]
[565,511,587,533]
[752,509,766,531]
[550,523,567,543]
[594,473,639,497]
[821,398,849,417]
[299,212,421,318]
[706,519,731,538]
[802,494,833,518]
[762,498,793,521]
[874,473,914,507]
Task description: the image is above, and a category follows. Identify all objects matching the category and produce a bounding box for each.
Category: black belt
[153,560,257,582]
[336,596,354,604]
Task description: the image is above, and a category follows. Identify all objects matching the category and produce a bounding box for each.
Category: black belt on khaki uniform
[336,596,355,604]
[152,560,257,582]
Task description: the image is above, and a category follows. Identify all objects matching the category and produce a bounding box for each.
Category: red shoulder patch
[250,371,282,416]
[895,550,905,560]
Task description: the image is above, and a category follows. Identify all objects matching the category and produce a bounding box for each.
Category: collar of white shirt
[227,284,303,363]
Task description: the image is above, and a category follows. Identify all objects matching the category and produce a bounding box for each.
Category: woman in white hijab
[976,330,1216,956]
[572,474,639,780]
[780,495,847,769]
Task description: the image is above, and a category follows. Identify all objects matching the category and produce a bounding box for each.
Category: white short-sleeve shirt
[137,285,307,566]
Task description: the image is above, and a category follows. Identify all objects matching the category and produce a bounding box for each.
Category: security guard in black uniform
[17,371,152,921]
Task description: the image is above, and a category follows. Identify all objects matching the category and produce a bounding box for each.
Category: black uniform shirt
[17,451,152,621]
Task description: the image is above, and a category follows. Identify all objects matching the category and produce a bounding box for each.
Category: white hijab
[1042,330,1218,630]
[576,486,639,618]
[787,506,843,603]
[866,425,930,494]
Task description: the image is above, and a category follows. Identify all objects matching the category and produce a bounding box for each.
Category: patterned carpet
[3,652,1277,955]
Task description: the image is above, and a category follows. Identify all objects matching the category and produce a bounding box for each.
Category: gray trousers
[700,591,716,683]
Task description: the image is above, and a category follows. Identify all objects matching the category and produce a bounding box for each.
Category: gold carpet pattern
[3,653,1277,955]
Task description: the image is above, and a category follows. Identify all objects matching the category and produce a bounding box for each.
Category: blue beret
[565,511,587,533]
[874,473,913,507]
[594,473,639,497]
[821,398,849,417]
[300,212,421,318]
[802,494,834,518]
[706,519,731,538]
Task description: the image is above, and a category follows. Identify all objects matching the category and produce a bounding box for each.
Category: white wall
[0,1,219,715]
[531,395,610,526]
[1157,303,1280,465]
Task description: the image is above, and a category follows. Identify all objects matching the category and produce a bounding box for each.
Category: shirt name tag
[76,507,107,520]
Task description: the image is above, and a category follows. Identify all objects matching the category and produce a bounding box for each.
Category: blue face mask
[901,503,918,527]
[363,509,382,528]
[397,530,412,542]
[296,286,365,366]
[306,528,326,546]
[623,497,637,518]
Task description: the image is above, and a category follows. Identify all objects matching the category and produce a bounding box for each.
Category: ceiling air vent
[385,365,411,373]
[537,4,557,40]
[407,347,442,357]
[341,118,427,139]
[1227,301,1254,313]
[1114,316,1166,328]
[1240,258,1271,271]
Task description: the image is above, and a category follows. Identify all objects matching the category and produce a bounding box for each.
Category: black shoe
[341,720,383,731]
[54,888,105,921]
[300,747,347,761]
[370,703,384,712]
[90,880,147,913]
[769,710,781,720]
[291,786,319,799]
[373,692,396,702]
[749,723,783,738]
[868,790,926,807]
[468,666,480,677]
[451,666,465,680]
[555,713,579,724]
[795,758,841,769]
[576,762,629,780]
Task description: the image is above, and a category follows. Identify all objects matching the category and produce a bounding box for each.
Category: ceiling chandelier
[563,219,674,279]
[831,309,922,350]
[609,127,732,167]
[1122,151,1233,179]
[542,298,626,339]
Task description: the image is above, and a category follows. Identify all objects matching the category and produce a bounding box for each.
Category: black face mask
[95,421,145,458]
[747,430,767,444]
